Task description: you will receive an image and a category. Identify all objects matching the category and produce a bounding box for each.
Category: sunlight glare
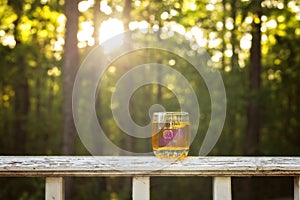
[225,18,234,30]
[238,57,246,68]
[170,9,178,16]
[139,21,149,30]
[134,0,141,7]
[100,0,112,15]
[161,12,169,20]
[189,2,197,11]
[211,51,222,62]
[208,38,222,48]
[245,16,253,24]
[277,15,285,23]
[47,66,61,77]
[277,2,284,9]
[129,20,149,31]
[2,35,16,48]
[53,37,64,51]
[288,1,299,12]
[77,21,94,48]
[99,18,124,51]
[266,19,277,29]
[152,24,159,32]
[224,49,233,58]
[0,30,4,37]
[191,26,206,47]
[224,66,231,72]
[206,4,214,11]
[108,66,116,73]
[240,33,252,50]
[170,22,186,35]
[129,21,139,30]
[261,15,268,22]
[216,21,223,31]
[168,59,176,66]
[116,5,123,12]
[78,0,94,12]
[56,14,66,33]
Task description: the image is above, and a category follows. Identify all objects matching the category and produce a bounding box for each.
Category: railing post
[213,177,232,200]
[45,177,64,200]
[132,176,150,200]
[295,176,300,200]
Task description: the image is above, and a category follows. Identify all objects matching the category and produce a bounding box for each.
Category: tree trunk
[123,0,133,153]
[244,9,262,156]
[230,1,238,71]
[242,5,262,200]
[11,5,30,155]
[93,1,108,196]
[63,0,79,199]
[62,0,79,156]
[13,60,29,154]
[93,0,101,45]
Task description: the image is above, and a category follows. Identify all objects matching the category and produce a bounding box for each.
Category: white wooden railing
[1,156,300,200]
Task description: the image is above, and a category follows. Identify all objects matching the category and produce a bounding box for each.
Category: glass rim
[153,111,189,116]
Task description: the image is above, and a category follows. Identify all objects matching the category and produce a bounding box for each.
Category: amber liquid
[152,121,190,158]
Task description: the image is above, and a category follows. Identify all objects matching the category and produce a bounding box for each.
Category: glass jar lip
[153,111,189,116]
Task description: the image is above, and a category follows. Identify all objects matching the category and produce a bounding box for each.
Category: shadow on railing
[1,156,300,200]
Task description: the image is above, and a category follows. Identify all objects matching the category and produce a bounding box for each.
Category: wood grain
[0,156,300,177]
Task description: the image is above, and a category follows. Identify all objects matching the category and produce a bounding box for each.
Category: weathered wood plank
[132,176,150,200]
[213,177,231,200]
[45,177,64,200]
[295,176,300,200]
[0,156,300,177]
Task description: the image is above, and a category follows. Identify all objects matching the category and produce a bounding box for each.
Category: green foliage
[0,0,64,197]
[0,178,44,200]
[0,0,299,199]
[151,177,212,200]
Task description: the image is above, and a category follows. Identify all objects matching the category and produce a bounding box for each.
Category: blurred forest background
[0,0,300,199]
